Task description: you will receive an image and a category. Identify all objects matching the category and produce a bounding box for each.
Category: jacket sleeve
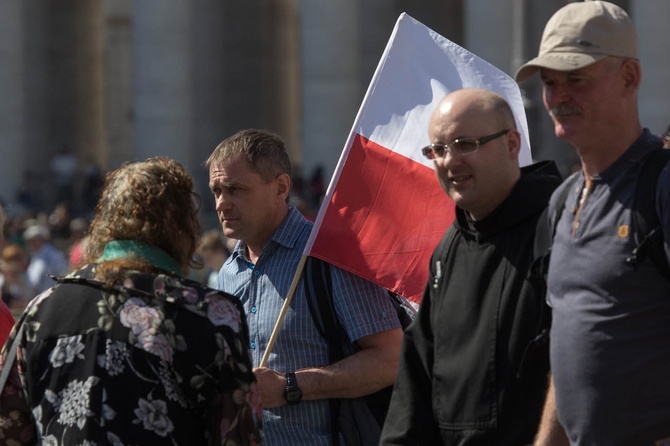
[380,282,442,445]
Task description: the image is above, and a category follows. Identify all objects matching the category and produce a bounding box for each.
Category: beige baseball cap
[515,1,638,83]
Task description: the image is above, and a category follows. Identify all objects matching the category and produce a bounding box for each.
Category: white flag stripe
[360,13,532,166]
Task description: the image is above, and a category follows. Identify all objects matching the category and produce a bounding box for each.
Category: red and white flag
[304,13,532,303]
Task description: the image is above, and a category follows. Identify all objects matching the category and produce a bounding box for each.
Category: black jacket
[381,161,562,446]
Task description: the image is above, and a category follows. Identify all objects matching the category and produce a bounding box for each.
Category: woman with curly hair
[0,157,262,445]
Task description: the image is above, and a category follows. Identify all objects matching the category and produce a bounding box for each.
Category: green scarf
[98,240,184,277]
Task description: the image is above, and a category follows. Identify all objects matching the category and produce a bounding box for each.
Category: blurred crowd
[0,170,326,321]
[0,210,235,319]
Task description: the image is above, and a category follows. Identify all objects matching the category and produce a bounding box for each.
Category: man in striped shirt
[207,129,403,445]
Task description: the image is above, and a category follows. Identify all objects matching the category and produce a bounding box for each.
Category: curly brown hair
[83,157,201,284]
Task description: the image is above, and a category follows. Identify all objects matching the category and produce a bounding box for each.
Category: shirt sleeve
[328,265,401,343]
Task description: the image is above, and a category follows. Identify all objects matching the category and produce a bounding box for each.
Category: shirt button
[382,311,388,319]
[250,342,256,349]
[251,306,257,314]
[254,270,260,276]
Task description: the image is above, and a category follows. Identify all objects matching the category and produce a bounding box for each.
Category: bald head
[430,89,517,138]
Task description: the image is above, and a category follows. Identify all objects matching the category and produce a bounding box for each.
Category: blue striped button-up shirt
[217,207,400,446]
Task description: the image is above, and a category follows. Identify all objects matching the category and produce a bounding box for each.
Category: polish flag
[303,13,532,304]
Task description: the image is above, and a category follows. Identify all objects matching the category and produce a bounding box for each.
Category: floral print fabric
[0,264,262,445]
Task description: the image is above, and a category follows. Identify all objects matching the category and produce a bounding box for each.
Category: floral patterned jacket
[0,263,262,445]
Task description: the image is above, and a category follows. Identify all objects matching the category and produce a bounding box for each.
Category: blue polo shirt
[218,207,400,446]
[547,130,670,445]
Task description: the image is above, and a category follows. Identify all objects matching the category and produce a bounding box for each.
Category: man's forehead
[431,103,493,133]
[209,155,245,174]
[209,160,264,186]
[209,168,238,184]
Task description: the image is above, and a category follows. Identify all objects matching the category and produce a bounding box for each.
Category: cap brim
[515,52,606,83]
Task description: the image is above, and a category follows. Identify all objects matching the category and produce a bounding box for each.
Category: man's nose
[216,193,232,212]
[436,150,464,170]
[544,83,570,107]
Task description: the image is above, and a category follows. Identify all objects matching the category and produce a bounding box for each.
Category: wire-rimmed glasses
[421,129,511,160]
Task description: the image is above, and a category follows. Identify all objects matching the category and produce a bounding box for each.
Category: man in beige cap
[516,2,670,445]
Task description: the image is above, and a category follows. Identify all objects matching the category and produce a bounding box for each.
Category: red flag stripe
[309,134,454,303]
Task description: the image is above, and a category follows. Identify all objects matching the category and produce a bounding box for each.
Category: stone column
[630,0,670,136]
[103,0,134,170]
[0,0,24,209]
[358,0,400,92]
[464,0,515,81]
[399,0,463,46]
[189,0,227,230]
[133,1,193,171]
[300,0,360,182]
[73,0,106,167]
[261,0,301,165]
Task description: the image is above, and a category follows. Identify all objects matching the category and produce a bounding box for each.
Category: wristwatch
[283,372,303,405]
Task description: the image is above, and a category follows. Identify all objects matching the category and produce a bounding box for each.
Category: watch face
[285,389,302,404]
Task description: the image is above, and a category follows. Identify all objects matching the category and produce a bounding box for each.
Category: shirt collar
[229,207,311,263]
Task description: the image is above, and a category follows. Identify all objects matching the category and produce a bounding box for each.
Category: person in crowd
[67,217,89,271]
[515,2,670,444]
[3,214,26,248]
[0,244,31,315]
[82,159,106,216]
[0,157,261,445]
[48,202,72,241]
[198,229,231,289]
[206,129,403,445]
[23,223,68,294]
[380,88,561,445]
[0,204,16,345]
[50,145,78,205]
[662,123,670,149]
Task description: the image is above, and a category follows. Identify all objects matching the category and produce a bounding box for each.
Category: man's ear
[506,129,522,160]
[276,173,291,201]
[621,59,641,93]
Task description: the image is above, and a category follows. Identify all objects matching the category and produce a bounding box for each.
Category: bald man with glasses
[381,88,562,446]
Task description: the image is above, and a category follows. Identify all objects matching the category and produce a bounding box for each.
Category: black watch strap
[284,372,303,405]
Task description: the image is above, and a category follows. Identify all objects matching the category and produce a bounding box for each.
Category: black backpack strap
[520,205,559,380]
[303,257,344,361]
[627,148,670,279]
[519,174,577,379]
[303,256,344,446]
